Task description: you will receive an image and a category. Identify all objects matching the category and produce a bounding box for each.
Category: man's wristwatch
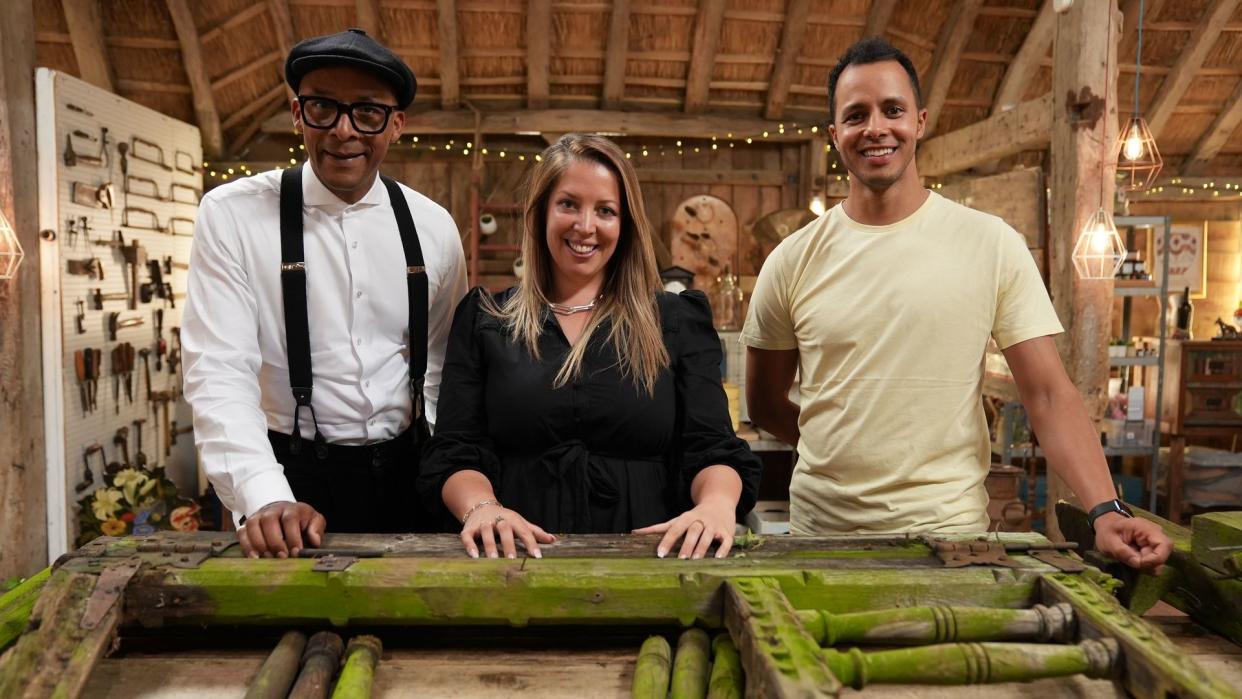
[1087,499,1133,532]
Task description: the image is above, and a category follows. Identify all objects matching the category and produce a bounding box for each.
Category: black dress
[419,287,761,534]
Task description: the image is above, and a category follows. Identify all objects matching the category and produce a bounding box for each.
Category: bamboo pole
[822,639,1120,689]
[707,634,743,699]
[670,628,711,699]
[797,603,1075,646]
[631,635,671,699]
[244,630,307,699]
[288,631,344,699]
[331,635,383,699]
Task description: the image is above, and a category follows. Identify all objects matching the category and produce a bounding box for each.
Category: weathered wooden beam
[684,0,727,114]
[262,107,822,140]
[601,0,630,110]
[223,83,288,131]
[116,78,192,94]
[228,94,290,156]
[1145,0,1242,137]
[266,0,297,102]
[862,0,897,38]
[798,603,1074,646]
[992,0,1054,114]
[354,0,384,40]
[437,0,460,109]
[61,0,114,92]
[0,0,46,582]
[165,0,225,158]
[723,578,842,697]
[526,0,551,109]
[918,92,1052,177]
[922,0,983,135]
[0,570,124,698]
[1180,78,1242,176]
[1045,0,1120,538]
[763,0,810,121]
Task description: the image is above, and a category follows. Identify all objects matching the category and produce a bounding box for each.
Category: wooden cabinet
[1166,340,1242,520]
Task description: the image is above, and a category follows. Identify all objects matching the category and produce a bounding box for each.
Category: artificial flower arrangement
[76,463,201,547]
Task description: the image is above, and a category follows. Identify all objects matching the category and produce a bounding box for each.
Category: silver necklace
[548,297,600,316]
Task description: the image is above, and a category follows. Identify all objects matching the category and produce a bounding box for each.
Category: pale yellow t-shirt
[741,192,1063,534]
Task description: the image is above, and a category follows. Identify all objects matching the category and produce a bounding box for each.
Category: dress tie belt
[538,440,620,532]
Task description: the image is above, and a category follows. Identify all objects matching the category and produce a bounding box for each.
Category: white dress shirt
[182,163,467,522]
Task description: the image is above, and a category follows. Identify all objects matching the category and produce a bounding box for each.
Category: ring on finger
[691,519,705,529]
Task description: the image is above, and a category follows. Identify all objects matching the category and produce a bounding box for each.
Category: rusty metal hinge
[81,556,142,629]
[311,555,358,572]
[928,539,1022,568]
[1029,549,1087,572]
[134,537,236,569]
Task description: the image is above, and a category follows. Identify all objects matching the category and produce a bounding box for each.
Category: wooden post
[1047,0,1120,538]
[0,0,47,581]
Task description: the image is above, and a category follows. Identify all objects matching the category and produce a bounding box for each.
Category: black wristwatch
[1087,499,1133,532]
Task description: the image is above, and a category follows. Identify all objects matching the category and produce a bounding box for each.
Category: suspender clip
[410,376,425,421]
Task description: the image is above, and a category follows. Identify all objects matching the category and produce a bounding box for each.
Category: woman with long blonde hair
[419,134,760,559]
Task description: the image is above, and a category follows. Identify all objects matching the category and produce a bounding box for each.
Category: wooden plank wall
[382,139,805,288]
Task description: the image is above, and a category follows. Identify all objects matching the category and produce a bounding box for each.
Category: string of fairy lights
[199,122,1242,199]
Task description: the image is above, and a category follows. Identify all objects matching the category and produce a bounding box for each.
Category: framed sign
[1150,222,1208,298]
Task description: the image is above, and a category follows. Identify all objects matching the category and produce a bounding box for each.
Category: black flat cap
[285,28,417,109]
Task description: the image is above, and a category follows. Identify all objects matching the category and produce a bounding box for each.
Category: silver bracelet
[461,498,499,524]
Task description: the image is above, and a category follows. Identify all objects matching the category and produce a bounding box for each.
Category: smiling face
[828,60,926,193]
[543,158,623,298]
[292,64,406,204]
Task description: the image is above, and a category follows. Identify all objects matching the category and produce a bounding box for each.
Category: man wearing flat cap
[183,28,467,558]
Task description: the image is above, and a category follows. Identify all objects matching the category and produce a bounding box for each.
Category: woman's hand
[633,497,736,559]
[460,502,556,559]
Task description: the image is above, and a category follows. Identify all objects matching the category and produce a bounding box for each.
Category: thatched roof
[31,0,1242,176]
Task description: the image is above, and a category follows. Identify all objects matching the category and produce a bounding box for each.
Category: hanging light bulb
[1071,208,1126,279]
[0,208,24,280]
[1115,0,1161,191]
[809,195,827,216]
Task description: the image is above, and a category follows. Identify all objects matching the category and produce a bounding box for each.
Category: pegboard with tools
[35,69,201,558]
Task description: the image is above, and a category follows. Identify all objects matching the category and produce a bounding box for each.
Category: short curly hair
[827,36,922,123]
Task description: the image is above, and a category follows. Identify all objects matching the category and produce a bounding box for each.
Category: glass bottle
[712,265,744,331]
[1175,286,1194,340]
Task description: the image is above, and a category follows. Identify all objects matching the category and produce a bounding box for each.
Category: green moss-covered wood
[797,602,1074,646]
[707,634,743,699]
[723,578,840,698]
[330,635,382,699]
[670,628,710,699]
[289,631,343,699]
[0,566,50,654]
[631,635,671,699]
[822,639,1118,688]
[244,631,307,699]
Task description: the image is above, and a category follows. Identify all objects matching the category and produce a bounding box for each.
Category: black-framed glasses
[296,96,398,135]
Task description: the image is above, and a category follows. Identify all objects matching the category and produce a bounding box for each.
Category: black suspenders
[278,167,428,457]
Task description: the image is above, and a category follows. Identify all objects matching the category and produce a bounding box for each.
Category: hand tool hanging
[121,238,147,309]
[66,216,90,248]
[66,257,104,279]
[113,427,131,468]
[92,288,129,310]
[168,326,182,381]
[71,181,114,209]
[169,420,193,450]
[92,229,124,250]
[132,418,149,469]
[117,141,128,209]
[74,349,90,413]
[63,127,109,168]
[75,299,86,335]
[166,216,195,237]
[120,343,135,406]
[77,444,104,493]
[89,348,101,412]
[138,348,152,402]
[129,136,172,171]
[108,312,145,341]
[154,309,166,370]
[110,345,123,414]
[174,150,200,175]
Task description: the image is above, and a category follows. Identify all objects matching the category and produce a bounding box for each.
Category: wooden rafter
[763,0,810,121]
[223,82,287,130]
[229,94,291,156]
[526,0,551,109]
[922,0,983,135]
[1145,0,1242,137]
[116,79,191,94]
[200,2,269,46]
[61,0,114,92]
[210,50,282,92]
[601,0,631,110]
[165,0,224,158]
[266,0,297,100]
[1181,78,1242,175]
[437,0,460,109]
[992,0,1054,114]
[918,92,1052,177]
[684,0,727,114]
[862,0,897,38]
[355,0,384,41]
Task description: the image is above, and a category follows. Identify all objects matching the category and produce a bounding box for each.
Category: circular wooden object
[670,194,739,290]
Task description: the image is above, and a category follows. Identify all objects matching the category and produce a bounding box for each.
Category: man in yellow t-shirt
[742,37,1171,573]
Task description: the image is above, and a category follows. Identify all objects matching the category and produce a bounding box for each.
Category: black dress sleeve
[670,290,762,520]
[417,288,502,512]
